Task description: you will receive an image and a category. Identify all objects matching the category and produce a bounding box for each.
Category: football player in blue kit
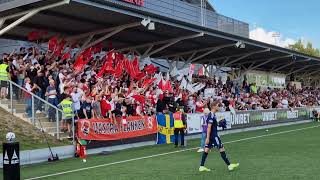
[199,101,239,172]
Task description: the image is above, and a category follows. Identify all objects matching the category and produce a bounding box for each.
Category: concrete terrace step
[35,121,57,128]
[0,99,25,104]
[43,127,63,134]
[48,132,71,140]
[8,104,27,109]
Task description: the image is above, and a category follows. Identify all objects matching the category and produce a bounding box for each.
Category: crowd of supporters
[1,45,320,125]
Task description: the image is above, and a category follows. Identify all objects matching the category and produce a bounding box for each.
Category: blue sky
[210,0,320,48]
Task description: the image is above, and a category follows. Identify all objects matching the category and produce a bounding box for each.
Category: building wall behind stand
[101,0,249,37]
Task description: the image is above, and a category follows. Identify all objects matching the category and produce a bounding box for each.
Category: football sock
[200,152,208,166]
[220,151,231,166]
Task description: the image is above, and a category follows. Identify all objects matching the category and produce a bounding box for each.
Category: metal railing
[0,79,74,141]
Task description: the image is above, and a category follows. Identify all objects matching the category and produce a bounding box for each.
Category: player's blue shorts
[205,136,223,149]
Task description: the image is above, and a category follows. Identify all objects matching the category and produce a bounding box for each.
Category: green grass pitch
[4,122,320,180]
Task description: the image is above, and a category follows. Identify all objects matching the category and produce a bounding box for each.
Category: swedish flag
[156,113,174,144]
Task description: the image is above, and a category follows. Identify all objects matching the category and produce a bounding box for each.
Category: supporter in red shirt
[100,95,111,118]
[195,98,204,113]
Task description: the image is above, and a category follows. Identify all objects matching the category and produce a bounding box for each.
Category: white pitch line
[25,124,320,180]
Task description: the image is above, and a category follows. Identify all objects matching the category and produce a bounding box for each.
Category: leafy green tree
[288,40,320,57]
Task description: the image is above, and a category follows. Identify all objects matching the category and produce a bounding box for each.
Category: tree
[288,40,320,57]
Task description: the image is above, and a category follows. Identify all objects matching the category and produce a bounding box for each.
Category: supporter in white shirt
[281,98,289,108]
[71,87,82,113]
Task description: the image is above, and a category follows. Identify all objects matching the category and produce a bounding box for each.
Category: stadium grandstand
[0,0,320,180]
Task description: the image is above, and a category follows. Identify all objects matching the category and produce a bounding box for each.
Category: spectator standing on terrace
[24,77,36,118]
[58,95,74,137]
[46,80,58,122]
[82,97,94,120]
[0,59,10,99]
[250,83,258,94]
[156,94,166,114]
[33,69,46,113]
[281,97,289,108]
[71,87,83,119]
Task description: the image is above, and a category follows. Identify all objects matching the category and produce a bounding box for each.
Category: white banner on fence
[186,113,202,134]
[216,112,232,130]
[186,112,232,134]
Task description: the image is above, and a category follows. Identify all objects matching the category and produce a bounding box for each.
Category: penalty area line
[25,124,320,180]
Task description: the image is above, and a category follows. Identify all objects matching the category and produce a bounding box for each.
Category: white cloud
[249,27,296,48]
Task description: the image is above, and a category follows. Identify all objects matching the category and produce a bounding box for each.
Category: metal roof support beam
[68,22,141,41]
[224,48,270,66]
[198,49,270,65]
[188,44,235,63]
[0,0,70,21]
[159,43,234,59]
[247,55,292,71]
[0,10,39,36]
[83,23,141,49]
[221,57,230,66]
[118,32,204,53]
[272,61,295,72]
[0,20,4,29]
[286,65,314,76]
[74,34,94,57]
[142,33,204,58]
[142,45,154,57]
[0,0,70,36]
[143,39,180,58]
[302,69,320,77]
[196,51,262,64]
[180,51,198,69]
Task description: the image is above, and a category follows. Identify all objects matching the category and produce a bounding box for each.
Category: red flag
[61,52,71,61]
[114,61,123,78]
[134,72,146,81]
[54,39,66,57]
[164,80,173,92]
[143,78,156,88]
[93,42,103,54]
[96,51,114,77]
[48,36,58,52]
[74,55,86,72]
[127,59,135,78]
[81,48,93,59]
[198,66,204,76]
[158,79,165,91]
[28,31,40,41]
[132,56,139,72]
[105,60,114,74]
[131,95,145,104]
[144,64,158,74]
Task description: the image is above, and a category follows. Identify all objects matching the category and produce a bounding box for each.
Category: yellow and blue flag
[156,113,174,144]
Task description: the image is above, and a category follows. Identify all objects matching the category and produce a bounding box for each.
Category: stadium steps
[0,98,69,140]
